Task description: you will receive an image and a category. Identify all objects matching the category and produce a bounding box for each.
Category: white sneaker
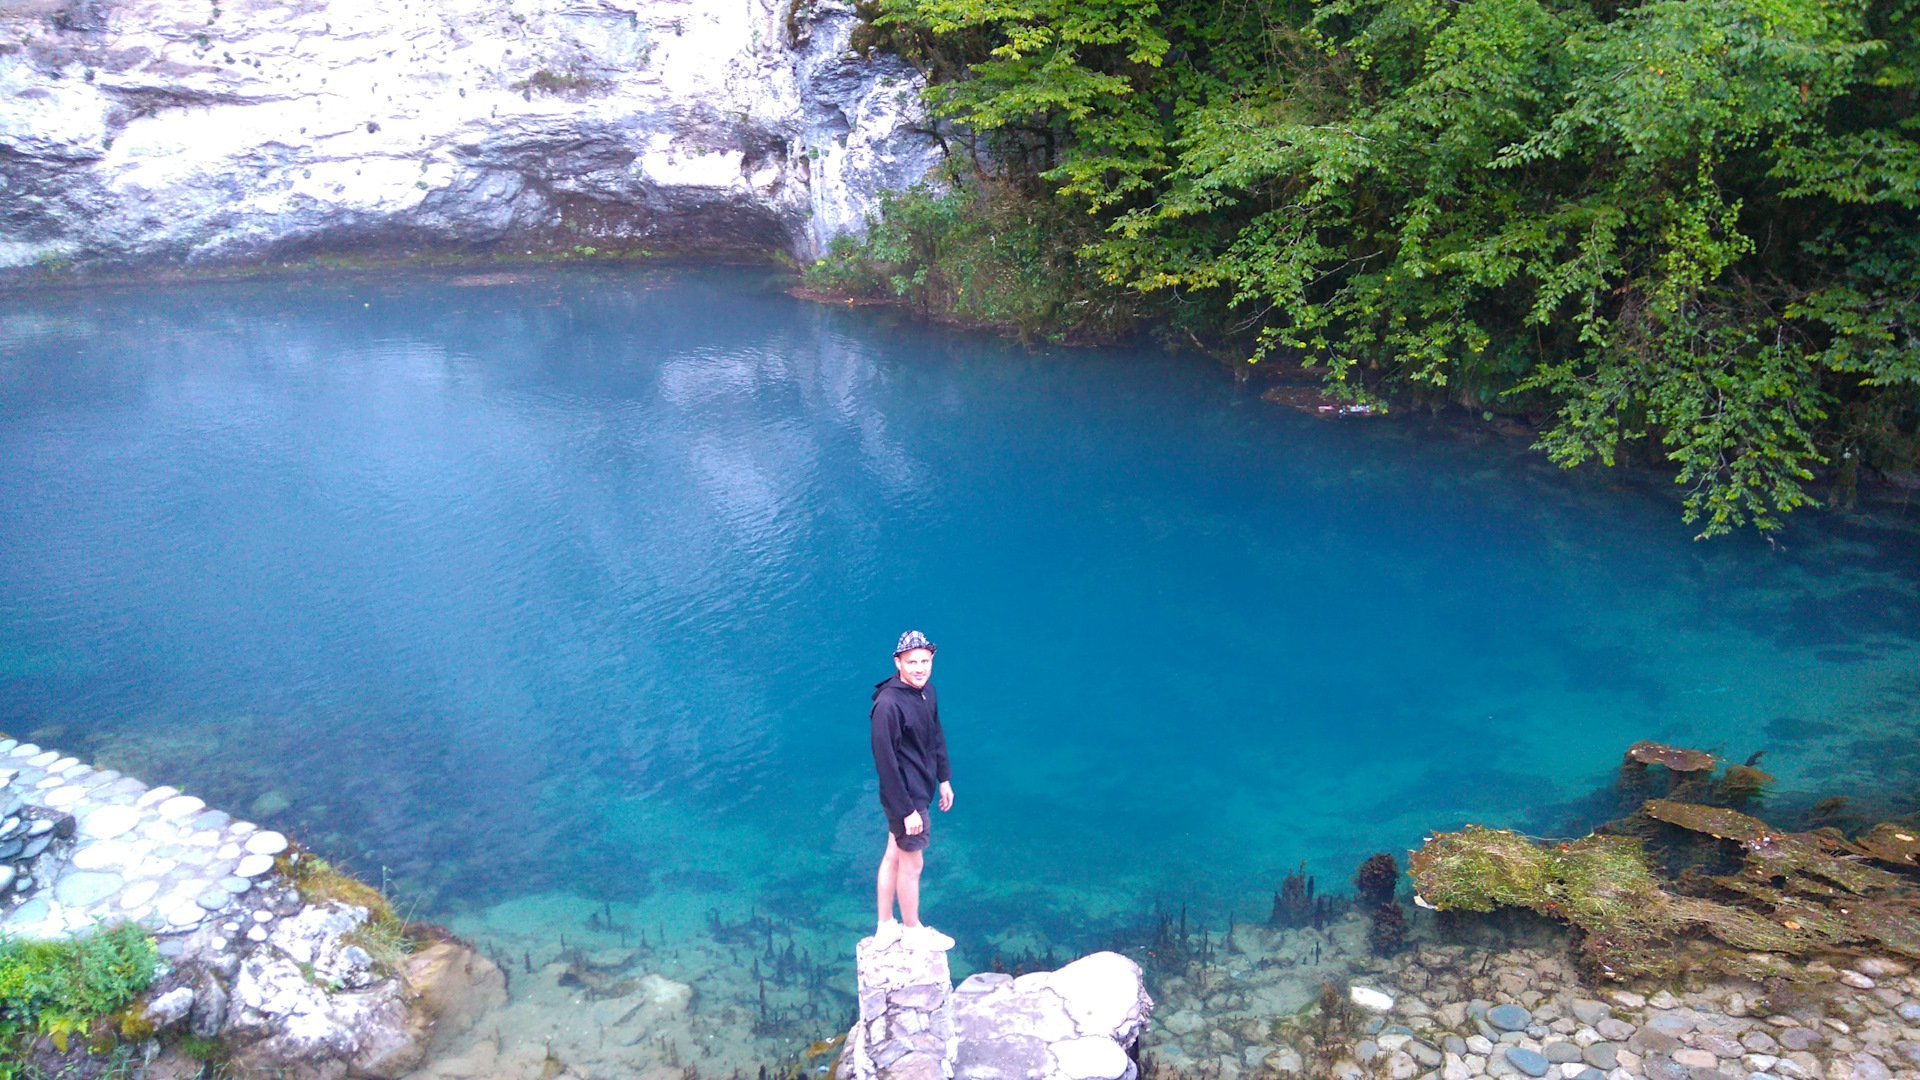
[902,924,955,951]
[872,919,903,947]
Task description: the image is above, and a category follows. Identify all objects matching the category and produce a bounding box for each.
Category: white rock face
[950,952,1154,1080]
[0,0,941,268]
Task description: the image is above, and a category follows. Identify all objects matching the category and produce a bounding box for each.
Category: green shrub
[804,179,1142,344]
[0,923,161,1054]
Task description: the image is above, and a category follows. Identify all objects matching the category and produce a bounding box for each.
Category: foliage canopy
[839,0,1920,534]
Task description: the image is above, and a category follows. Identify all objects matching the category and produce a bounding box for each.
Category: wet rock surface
[0,0,941,270]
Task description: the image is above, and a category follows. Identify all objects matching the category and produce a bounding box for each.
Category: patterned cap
[894,630,938,656]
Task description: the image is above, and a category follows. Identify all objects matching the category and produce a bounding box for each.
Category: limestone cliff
[0,0,942,268]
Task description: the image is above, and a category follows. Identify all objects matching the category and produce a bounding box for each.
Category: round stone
[252,909,274,922]
[195,889,229,911]
[1645,1012,1695,1037]
[101,778,146,800]
[247,924,269,942]
[0,866,13,893]
[1780,1027,1822,1051]
[79,804,142,840]
[235,853,276,878]
[132,856,178,879]
[0,816,15,838]
[42,785,87,808]
[26,751,58,767]
[34,775,65,790]
[21,836,51,859]
[157,795,206,820]
[1503,1047,1550,1078]
[120,880,160,909]
[135,785,178,808]
[45,757,78,774]
[1544,1041,1584,1064]
[9,744,41,758]
[217,843,241,860]
[244,831,289,856]
[163,902,205,929]
[219,876,251,895]
[1350,986,1395,1012]
[4,897,50,926]
[1488,1004,1533,1032]
[71,840,137,871]
[189,810,232,831]
[53,871,124,907]
[0,739,16,754]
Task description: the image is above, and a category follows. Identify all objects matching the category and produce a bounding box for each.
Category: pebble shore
[1146,914,1919,1080]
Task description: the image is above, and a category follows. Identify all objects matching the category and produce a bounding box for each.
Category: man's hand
[904,810,924,835]
[938,781,955,813]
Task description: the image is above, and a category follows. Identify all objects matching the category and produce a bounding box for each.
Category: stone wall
[0,735,504,1080]
[0,0,944,269]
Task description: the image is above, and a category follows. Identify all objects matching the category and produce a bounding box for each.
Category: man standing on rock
[870,629,956,951]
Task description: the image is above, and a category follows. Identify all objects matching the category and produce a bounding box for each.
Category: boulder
[951,952,1152,1080]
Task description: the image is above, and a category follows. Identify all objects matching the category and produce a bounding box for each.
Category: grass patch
[275,851,416,977]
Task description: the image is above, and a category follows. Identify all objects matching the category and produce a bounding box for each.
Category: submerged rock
[1350,986,1395,1013]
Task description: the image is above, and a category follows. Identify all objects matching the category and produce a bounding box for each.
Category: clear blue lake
[2,267,1916,1055]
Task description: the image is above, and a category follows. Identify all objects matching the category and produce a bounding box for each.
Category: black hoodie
[870,675,951,822]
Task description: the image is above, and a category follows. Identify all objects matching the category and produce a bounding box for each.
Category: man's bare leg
[876,834,901,926]
[895,848,924,927]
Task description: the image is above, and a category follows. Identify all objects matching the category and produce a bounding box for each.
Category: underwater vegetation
[1269,863,1340,931]
[1410,742,1920,981]
[1355,854,1407,957]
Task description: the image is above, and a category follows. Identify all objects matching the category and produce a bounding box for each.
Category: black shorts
[888,807,932,853]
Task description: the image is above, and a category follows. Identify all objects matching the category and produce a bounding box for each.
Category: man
[870,629,956,950]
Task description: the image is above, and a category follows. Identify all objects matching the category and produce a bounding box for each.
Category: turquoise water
[2,267,1917,974]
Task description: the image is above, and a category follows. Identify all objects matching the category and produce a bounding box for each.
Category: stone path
[0,737,288,941]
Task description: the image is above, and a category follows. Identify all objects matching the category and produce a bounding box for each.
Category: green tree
[852,0,1919,534]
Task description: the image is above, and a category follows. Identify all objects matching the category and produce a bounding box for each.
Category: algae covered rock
[1407,826,1663,933]
[1411,800,1920,980]
[1856,823,1920,867]
[1625,742,1718,773]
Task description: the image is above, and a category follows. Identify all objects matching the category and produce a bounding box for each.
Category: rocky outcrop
[842,936,1151,1080]
[0,0,942,269]
[0,736,503,1080]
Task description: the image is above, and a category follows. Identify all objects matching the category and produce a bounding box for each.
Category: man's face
[894,648,934,689]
